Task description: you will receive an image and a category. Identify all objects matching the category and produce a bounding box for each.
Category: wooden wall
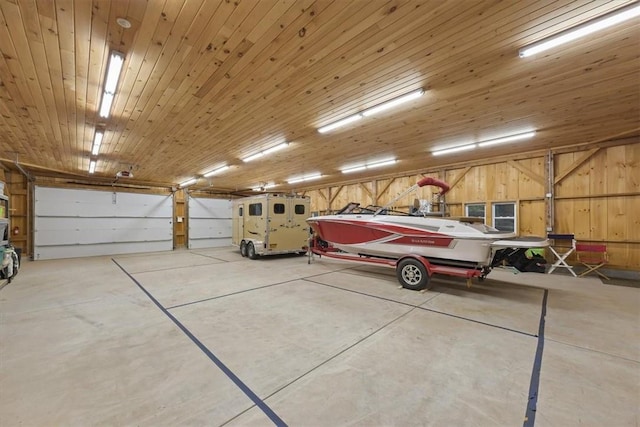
[305,142,639,270]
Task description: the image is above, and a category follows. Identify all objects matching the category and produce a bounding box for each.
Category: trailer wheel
[240,241,248,257]
[247,242,258,260]
[396,258,430,291]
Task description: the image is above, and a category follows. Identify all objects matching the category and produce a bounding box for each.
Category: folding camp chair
[576,243,610,280]
[547,233,577,277]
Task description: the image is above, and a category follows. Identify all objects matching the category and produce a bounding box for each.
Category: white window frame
[492,202,517,232]
[465,203,486,222]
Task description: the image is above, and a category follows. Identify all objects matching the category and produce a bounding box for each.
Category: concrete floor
[0,247,638,426]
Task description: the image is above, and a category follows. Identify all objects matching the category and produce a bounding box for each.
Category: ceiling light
[91,131,104,156]
[477,131,536,147]
[99,93,114,118]
[341,158,397,174]
[318,88,425,134]
[287,173,322,184]
[203,165,229,178]
[361,89,424,117]
[116,17,132,29]
[519,3,640,57]
[180,178,197,188]
[341,165,367,174]
[89,160,96,174]
[99,51,125,118]
[318,114,362,134]
[431,144,476,156]
[242,142,289,162]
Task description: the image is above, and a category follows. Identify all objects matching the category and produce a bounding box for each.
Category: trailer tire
[247,242,258,260]
[240,241,248,257]
[396,258,430,291]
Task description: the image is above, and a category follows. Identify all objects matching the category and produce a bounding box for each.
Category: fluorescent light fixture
[262,142,289,155]
[318,114,362,134]
[99,93,114,118]
[203,165,229,178]
[519,3,640,57]
[318,88,425,133]
[242,142,289,162]
[341,158,397,174]
[287,173,322,184]
[477,131,536,147]
[89,160,96,174]
[99,51,125,118]
[180,178,197,188]
[341,165,367,174]
[367,158,397,169]
[104,52,124,93]
[91,131,104,156]
[361,89,424,117]
[431,144,476,156]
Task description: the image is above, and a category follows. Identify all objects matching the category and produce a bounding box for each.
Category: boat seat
[547,233,577,277]
[576,243,610,280]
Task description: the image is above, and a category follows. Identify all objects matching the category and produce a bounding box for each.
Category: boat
[307,177,548,270]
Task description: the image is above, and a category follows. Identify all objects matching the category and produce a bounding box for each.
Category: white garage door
[188,197,232,249]
[34,187,173,260]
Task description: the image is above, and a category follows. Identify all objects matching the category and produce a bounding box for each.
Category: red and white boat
[307,177,548,270]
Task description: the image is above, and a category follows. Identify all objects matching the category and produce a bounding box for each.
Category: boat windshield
[466,222,504,234]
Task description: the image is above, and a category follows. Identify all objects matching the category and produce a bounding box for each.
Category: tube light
[89,160,96,174]
[477,131,536,147]
[367,158,397,169]
[242,142,289,162]
[341,165,367,174]
[431,144,476,156]
[341,158,397,173]
[318,114,362,134]
[91,131,104,156]
[287,173,322,184]
[99,51,125,118]
[318,88,425,134]
[203,165,229,177]
[361,89,424,117]
[99,93,114,118]
[180,178,197,188]
[519,3,640,57]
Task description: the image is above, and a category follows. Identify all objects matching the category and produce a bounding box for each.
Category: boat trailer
[308,238,489,291]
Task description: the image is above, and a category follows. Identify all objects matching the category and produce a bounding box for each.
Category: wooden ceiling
[0,0,638,192]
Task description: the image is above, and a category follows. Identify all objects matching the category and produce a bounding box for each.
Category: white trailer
[232,194,310,259]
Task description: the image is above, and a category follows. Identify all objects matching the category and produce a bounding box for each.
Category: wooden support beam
[507,160,545,186]
[375,178,396,204]
[447,166,472,190]
[359,182,372,201]
[329,185,344,206]
[316,189,327,201]
[554,147,600,185]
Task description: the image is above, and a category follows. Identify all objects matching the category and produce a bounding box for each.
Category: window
[492,202,516,232]
[249,203,262,216]
[465,203,485,222]
[238,206,243,217]
[274,203,285,214]
[295,204,305,215]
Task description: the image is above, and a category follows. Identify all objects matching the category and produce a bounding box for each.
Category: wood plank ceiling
[0,0,638,192]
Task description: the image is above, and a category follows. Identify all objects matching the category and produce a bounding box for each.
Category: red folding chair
[576,243,610,280]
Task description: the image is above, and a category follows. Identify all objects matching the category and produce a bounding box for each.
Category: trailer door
[266,197,288,252]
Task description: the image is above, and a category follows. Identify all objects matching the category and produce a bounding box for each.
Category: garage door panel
[188,198,232,249]
[34,187,173,260]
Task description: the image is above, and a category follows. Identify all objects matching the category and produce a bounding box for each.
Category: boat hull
[307,215,547,267]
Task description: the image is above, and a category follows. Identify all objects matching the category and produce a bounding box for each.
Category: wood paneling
[0,0,637,193]
[307,141,639,269]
